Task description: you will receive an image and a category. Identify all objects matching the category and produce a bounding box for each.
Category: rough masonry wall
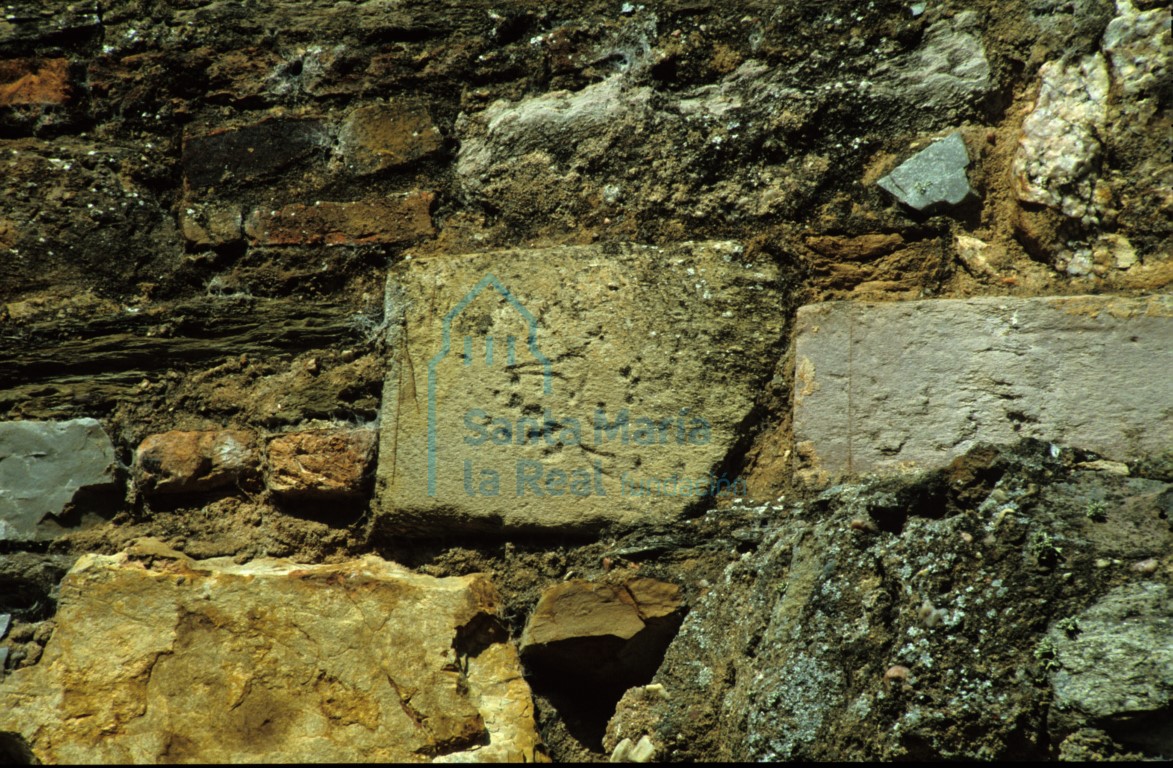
[0,0,1170,762]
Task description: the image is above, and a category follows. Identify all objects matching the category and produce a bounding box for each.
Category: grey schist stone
[0,419,121,541]
[877,132,974,210]
[1047,581,1173,756]
[793,295,1173,483]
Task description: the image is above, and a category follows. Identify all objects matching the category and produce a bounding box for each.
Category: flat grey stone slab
[793,295,1173,483]
[0,418,120,541]
[877,131,974,210]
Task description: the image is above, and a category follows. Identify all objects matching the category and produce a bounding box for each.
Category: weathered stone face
[1047,581,1173,733]
[0,418,120,542]
[603,442,1173,761]
[338,102,443,175]
[134,429,260,496]
[793,295,1173,484]
[266,428,376,499]
[520,578,685,694]
[376,242,784,534]
[0,540,544,763]
[1012,53,1110,226]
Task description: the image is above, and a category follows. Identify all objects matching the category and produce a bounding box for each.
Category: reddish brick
[266,428,376,499]
[244,192,434,246]
[0,59,72,107]
[135,430,260,496]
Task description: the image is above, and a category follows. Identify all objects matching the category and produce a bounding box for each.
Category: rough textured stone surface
[605,441,1173,760]
[182,119,329,190]
[0,552,74,618]
[1046,581,1173,756]
[454,8,995,232]
[1012,54,1110,225]
[0,419,120,541]
[877,132,974,211]
[0,58,71,105]
[179,202,243,247]
[266,428,376,499]
[1,0,1170,761]
[793,295,1173,484]
[0,139,179,300]
[244,193,434,246]
[339,102,444,175]
[1102,0,1171,98]
[954,234,998,278]
[604,684,670,757]
[805,233,905,261]
[376,242,783,534]
[520,578,684,694]
[0,1,100,52]
[134,430,260,496]
[876,11,991,112]
[0,540,544,763]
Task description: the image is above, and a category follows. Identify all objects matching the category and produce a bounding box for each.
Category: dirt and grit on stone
[0,0,1169,762]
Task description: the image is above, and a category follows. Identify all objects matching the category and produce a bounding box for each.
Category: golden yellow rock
[0,541,545,763]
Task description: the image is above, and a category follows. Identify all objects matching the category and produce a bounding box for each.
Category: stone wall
[1,0,1169,762]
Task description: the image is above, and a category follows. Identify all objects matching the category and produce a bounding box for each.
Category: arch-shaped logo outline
[426,273,553,496]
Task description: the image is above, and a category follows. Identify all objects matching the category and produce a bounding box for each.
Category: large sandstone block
[0,540,544,763]
[0,418,120,541]
[793,295,1173,483]
[376,242,783,533]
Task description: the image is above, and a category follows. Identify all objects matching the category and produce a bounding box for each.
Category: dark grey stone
[1048,581,1173,756]
[877,132,974,210]
[1049,582,1173,719]
[605,442,1173,760]
[0,419,121,542]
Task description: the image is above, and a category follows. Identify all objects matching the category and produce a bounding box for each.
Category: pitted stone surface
[1012,53,1110,225]
[266,428,376,499]
[1047,581,1173,722]
[376,242,783,534]
[793,295,1173,483]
